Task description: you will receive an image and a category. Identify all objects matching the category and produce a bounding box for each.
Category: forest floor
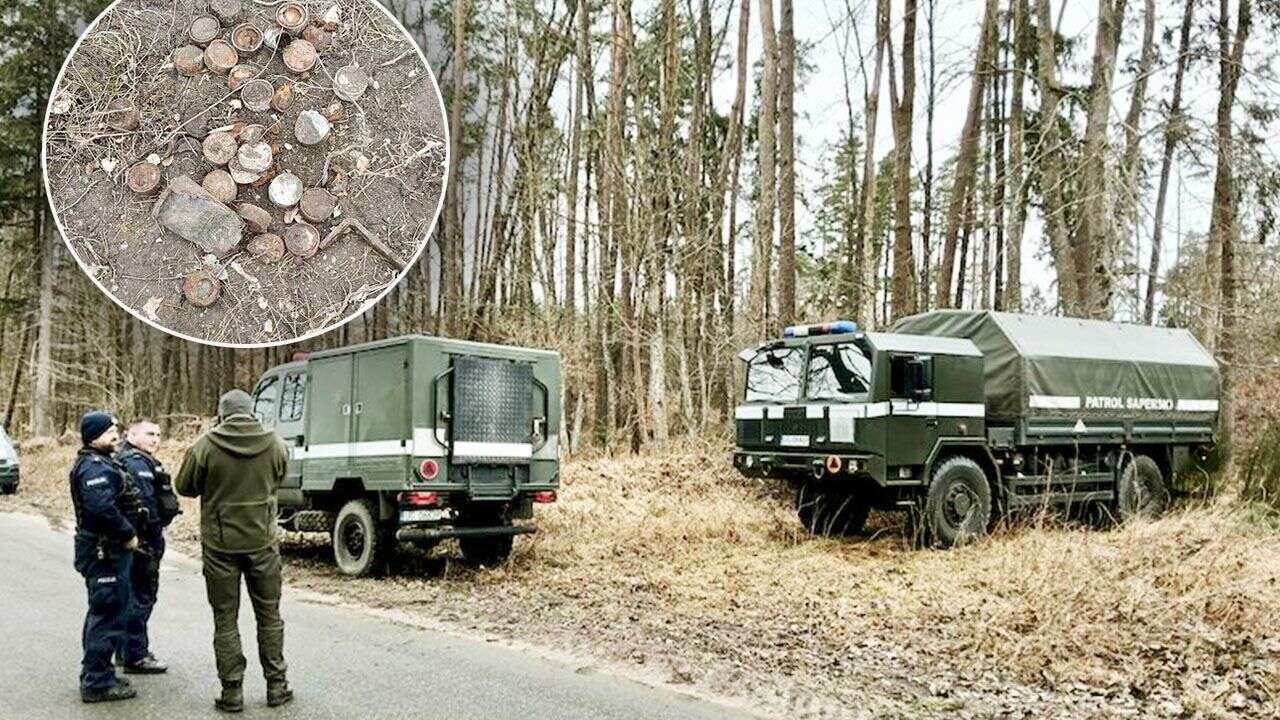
[6,441,1279,719]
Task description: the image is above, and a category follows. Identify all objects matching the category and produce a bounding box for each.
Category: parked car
[0,426,20,495]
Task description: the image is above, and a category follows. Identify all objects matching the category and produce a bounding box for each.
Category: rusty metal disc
[268,171,302,208]
[230,22,263,53]
[240,79,274,112]
[302,25,330,52]
[237,141,273,174]
[284,223,320,259]
[173,45,205,76]
[276,2,308,33]
[299,188,335,223]
[183,269,222,308]
[248,233,286,263]
[204,40,238,75]
[201,131,238,166]
[237,203,272,233]
[126,163,161,194]
[227,64,258,91]
[210,0,242,26]
[333,65,369,102]
[202,169,238,204]
[282,39,317,73]
[189,15,220,46]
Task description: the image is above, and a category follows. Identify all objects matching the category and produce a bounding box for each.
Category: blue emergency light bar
[782,321,858,338]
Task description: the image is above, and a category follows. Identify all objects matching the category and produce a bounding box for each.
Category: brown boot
[215,681,243,713]
[266,680,293,708]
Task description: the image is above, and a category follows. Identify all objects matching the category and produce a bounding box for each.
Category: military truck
[0,426,18,494]
[732,311,1219,547]
[249,335,561,576]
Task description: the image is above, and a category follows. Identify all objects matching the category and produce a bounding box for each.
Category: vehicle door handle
[926,418,939,428]
[354,402,363,415]
[342,403,351,416]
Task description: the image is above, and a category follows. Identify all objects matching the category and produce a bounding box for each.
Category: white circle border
[40,0,451,349]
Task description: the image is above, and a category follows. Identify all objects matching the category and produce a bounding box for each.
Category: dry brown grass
[6,438,1278,717]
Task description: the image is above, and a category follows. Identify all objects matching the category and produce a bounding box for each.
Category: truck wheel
[923,456,992,548]
[1117,455,1169,521]
[458,506,514,567]
[796,486,870,537]
[332,498,390,577]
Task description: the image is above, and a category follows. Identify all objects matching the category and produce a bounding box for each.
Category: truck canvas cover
[892,310,1220,422]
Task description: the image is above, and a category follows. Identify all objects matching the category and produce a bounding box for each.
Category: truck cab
[734,321,986,539]
[251,335,562,576]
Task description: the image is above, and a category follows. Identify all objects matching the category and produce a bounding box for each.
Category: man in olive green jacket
[175,389,293,712]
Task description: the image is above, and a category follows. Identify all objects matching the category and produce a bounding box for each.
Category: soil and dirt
[42,0,445,345]
[6,438,1277,719]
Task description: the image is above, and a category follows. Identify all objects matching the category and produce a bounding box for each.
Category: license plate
[400,509,448,523]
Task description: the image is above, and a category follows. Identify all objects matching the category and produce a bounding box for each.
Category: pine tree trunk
[1004,0,1029,311]
[750,0,779,336]
[889,0,918,321]
[1143,0,1195,324]
[777,0,797,329]
[936,0,997,308]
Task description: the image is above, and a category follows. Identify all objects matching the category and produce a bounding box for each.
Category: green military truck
[249,335,562,576]
[733,311,1219,547]
[0,426,19,494]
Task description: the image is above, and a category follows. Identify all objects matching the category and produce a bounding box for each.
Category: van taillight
[533,491,557,504]
[417,459,440,480]
[401,491,438,507]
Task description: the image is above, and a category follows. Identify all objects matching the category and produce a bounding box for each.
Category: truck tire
[332,498,390,577]
[458,506,514,567]
[1117,454,1169,521]
[796,485,870,537]
[923,456,992,548]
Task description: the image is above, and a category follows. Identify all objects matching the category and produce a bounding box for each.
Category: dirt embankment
[6,441,1278,719]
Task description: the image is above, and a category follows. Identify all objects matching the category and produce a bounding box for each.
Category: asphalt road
[0,513,757,720]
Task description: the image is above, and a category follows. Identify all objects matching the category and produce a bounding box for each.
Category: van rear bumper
[395,525,536,542]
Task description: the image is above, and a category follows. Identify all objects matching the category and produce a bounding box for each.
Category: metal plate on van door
[451,356,534,464]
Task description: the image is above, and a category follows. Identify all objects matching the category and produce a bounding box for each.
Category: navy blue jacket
[116,442,168,547]
[69,448,136,544]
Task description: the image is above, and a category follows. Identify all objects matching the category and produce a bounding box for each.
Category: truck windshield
[745,347,804,403]
[806,342,873,400]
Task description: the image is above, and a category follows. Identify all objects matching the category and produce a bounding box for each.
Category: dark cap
[80,410,116,446]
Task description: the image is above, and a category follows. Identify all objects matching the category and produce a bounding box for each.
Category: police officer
[115,418,180,674]
[70,411,141,703]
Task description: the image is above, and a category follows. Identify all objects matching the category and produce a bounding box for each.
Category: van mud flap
[450,355,535,500]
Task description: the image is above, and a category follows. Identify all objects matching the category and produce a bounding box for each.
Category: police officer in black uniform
[115,417,180,674]
[70,410,142,703]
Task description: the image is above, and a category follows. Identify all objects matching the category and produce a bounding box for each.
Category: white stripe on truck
[1029,395,1083,409]
[453,441,533,459]
[1175,399,1219,412]
[290,431,552,461]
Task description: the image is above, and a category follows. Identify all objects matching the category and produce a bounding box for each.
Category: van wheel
[333,499,390,577]
[796,485,870,537]
[1117,455,1169,521]
[923,456,992,548]
[458,506,514,567]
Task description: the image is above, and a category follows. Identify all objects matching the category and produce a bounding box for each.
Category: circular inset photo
[42,0,448,346]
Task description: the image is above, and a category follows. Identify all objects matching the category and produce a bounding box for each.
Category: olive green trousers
[201,544,287,684]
